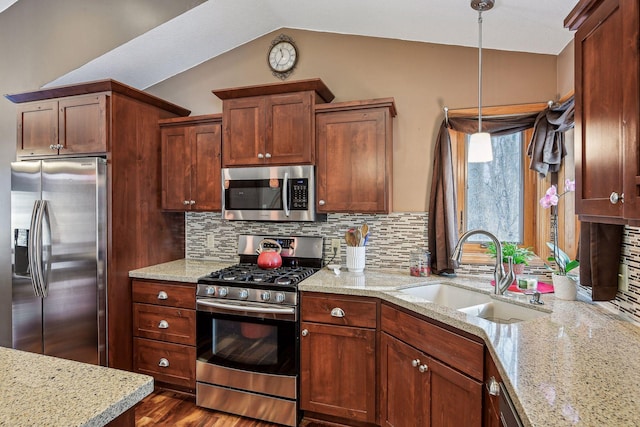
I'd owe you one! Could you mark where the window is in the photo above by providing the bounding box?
[465,132,524,243]
[446,100,577,266]
[452,126,538,262]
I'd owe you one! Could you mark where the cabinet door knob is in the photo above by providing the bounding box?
[158,358,170,368]
[257,153,264,159]
[183,200,190,205]
[157,291,168,300]
[49,144,56,150]
[158,320,169,329]
[190,200,196,205]
[265,153,272,159]
[318,200,326,206]
[418,364,428,373]
[301,329,309,337]
[57,144,64,150]
[330,307,345,318]
[609,192,624,204]
[487,376,501,396]
[411,359,421,367]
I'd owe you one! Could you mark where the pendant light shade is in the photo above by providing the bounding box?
[468,0,494,163]
[468,132,492,162]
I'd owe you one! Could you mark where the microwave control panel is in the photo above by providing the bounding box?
[291,179,309,209]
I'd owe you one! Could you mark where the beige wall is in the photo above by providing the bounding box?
[149,29,559,212]
[557,40,575,97]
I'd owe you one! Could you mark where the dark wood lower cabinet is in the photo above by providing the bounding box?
[300,321,377,424]
[380,333,427,427]
[380,333,482,427]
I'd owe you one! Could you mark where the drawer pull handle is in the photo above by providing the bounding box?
[330,307,345,318]
[158,320,169,329]
[157,291,168,300]
[158,358,170,368]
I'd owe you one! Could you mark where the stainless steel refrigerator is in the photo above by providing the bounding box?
[10,157,107,365]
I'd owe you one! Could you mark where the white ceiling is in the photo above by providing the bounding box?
[0,0,17,13]
[35,0,579,90]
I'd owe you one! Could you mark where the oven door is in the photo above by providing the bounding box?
[196,298,298,376]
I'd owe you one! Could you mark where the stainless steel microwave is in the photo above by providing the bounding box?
[222,165,319,221]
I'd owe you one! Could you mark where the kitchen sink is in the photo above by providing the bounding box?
[400,283,491,309]
[458,300,548,324]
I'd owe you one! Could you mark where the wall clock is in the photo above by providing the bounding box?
[267,34,298,80]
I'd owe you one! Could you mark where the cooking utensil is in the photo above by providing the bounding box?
[345,230,356,246]
[256,239,283,269]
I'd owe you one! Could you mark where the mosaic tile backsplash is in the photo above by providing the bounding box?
[185,212,640,323]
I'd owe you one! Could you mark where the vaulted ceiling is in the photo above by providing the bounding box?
[5,0,580,90]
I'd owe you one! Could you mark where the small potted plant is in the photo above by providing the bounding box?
[485,242,534,275]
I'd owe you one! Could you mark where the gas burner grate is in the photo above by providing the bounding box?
[204,264,318,287]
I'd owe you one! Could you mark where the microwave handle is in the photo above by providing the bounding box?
[282,172,290,217]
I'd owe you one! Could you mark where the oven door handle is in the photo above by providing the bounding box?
[197,299,296,315]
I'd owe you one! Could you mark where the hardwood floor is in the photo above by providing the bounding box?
[135,390,281,427]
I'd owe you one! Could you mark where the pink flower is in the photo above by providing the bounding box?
[539,181,575,209]
[565,179,575,192]
[540,185,559,208]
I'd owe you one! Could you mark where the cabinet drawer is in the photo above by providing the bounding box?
[301,293,377,328]
[133,337,196,389]
[381,304,483,380]
[133,303,195,345]
[132,280,195,309]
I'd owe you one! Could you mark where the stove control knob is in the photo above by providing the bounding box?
[274,292,286,303]
[218,287,228,297]
[239,289,249,300]
[260,291,271,301]
[206,286,216,296]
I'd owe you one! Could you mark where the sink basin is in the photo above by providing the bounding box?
[459,300,548,324]
[400,284,491,309]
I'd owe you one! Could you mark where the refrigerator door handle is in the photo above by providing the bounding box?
[31,200,49,297]
[27,200,43,297]
[38,200,51,297]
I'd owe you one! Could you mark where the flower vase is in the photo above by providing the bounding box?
[552,273,577,300]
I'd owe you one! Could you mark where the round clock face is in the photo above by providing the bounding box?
[268,41,298,74]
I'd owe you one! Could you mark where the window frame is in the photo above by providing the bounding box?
[449,103,546,265]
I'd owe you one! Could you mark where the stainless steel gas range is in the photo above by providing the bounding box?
[195,234,323,427]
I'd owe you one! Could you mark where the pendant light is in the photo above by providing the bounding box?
[468,0,494,163]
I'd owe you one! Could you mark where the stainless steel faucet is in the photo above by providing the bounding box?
[451,229,516,295]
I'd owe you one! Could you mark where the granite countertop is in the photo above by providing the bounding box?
[129,259,234,283]
[0,347,153,426]
[131,259,640,426]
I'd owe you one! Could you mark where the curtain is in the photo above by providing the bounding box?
[428,112,539,274]
[527,96,575,177]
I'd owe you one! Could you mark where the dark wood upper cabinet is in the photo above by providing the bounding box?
[160,115,222,211]
[315,99,396,213]
[213,79,334,168]
[565,0,639,223]
[17,94,107,157]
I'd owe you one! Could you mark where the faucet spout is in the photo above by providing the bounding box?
[451,229,516,295]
